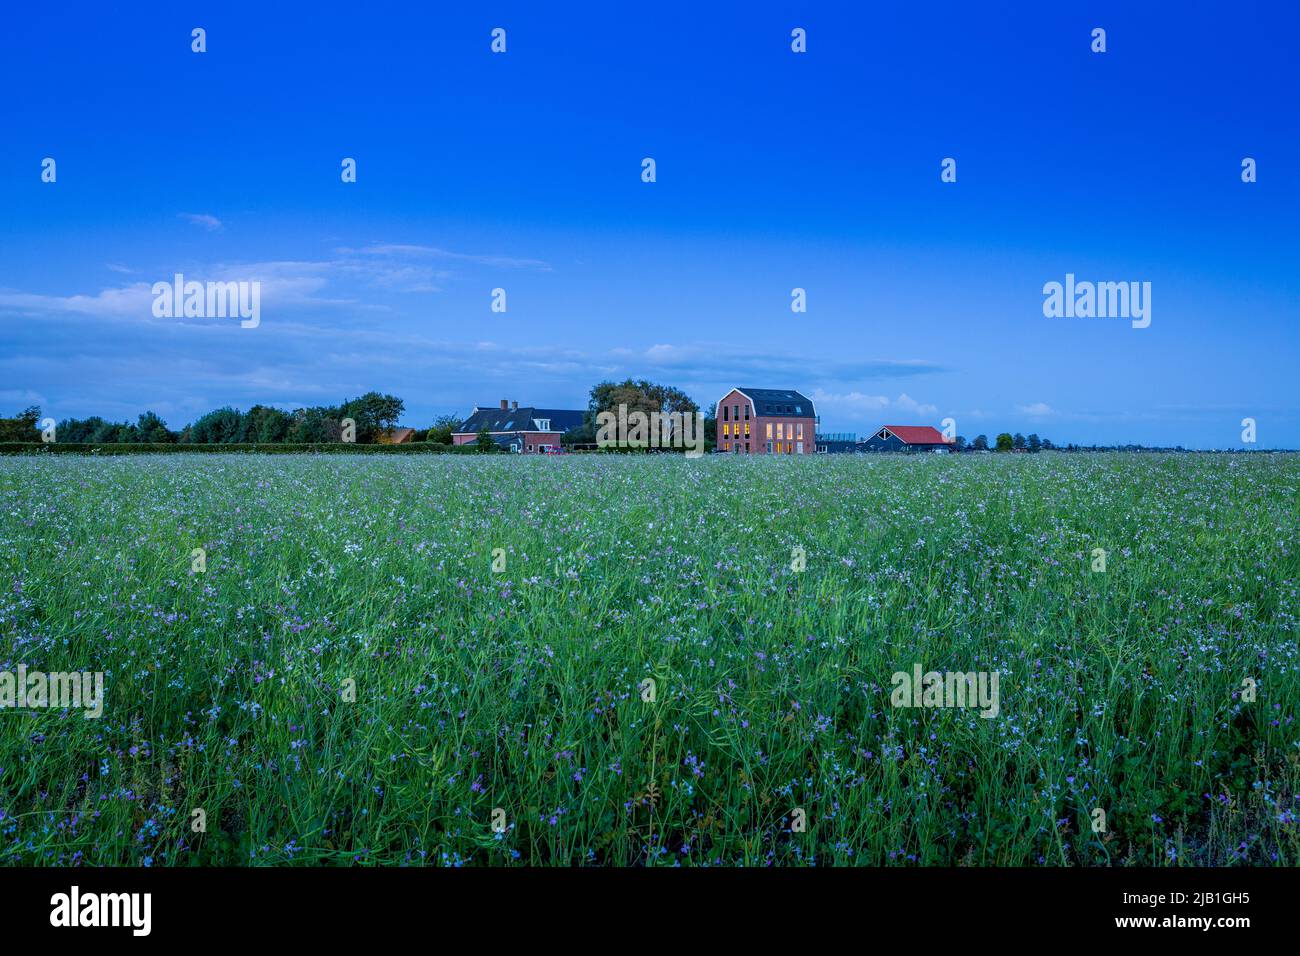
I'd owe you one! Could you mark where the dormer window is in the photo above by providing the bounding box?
[535,418,551,431]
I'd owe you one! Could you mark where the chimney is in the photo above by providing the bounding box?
[500,399,509,410]
[511,400,518,410]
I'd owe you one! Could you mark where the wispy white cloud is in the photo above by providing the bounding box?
[0,283,155,318]
[1016,402,1054,418]
[618,343,941,385]
[179,213,223,231]
[812,388,939,421]
[339,244,551,271]
[0,241,544,322]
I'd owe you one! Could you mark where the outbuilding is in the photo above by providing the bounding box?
[859,425,953,453]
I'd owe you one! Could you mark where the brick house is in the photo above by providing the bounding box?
[452,400,585,453]
[715,387,818,455]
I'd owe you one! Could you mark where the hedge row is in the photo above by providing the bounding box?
[0,442,497,456]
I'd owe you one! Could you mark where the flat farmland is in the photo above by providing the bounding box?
[1,452,1296,866]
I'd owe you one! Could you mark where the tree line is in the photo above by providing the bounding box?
[2,387,1072,451]
[954,433,1054,452]
[0,393,408,445]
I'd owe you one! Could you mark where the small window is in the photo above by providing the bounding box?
[723,406,729,422]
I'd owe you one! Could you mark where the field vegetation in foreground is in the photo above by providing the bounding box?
[0,452,1297,866]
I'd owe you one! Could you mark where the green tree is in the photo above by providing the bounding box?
[972,434,989,451]
[241,405,292,443]
[995,433,1014,452]
[475,425,495,452]
[1027,433,1042,453]
[1013,432,1026,450]
[56,416,105,442]
[582,378,701,448]
[89,419,116,443]
[0,406,41,442]
[136,411,175,443]
[286,407,343,443]
[426,414,461,445]
[340,392,405,443]
[189,407,245,443]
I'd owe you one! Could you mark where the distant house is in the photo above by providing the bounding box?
[716,387,818,454]
[452,400,585,454]
[377,427,417,445]
[815,432,858,454]
[860,425,954,453]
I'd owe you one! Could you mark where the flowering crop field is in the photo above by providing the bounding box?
[1,452,1297,867]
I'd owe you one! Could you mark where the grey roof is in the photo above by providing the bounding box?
[455,406,586,434]
[733,388,816,418]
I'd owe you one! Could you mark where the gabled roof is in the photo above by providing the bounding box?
[876,425,950,445]
[378,427,417,444]
[531,408,587,432]
[724,388,817,418]
[454,406,585,434]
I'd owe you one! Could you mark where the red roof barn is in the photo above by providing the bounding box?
[861,425,954,452]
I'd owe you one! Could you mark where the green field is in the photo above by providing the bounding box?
[1,453,1296,866]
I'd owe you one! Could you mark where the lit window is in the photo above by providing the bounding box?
[797,423,803,439]
[776,423,784,440]
[765,423,773,439]
[744,422,750,436]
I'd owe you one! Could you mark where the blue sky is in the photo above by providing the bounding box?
[1,1,1296,447]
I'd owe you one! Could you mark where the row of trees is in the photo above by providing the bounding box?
[5,390,1064,453]
[954,433,1054,452]
[6,393,407,445]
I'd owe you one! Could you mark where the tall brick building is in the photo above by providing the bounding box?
[715,387,818,454]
